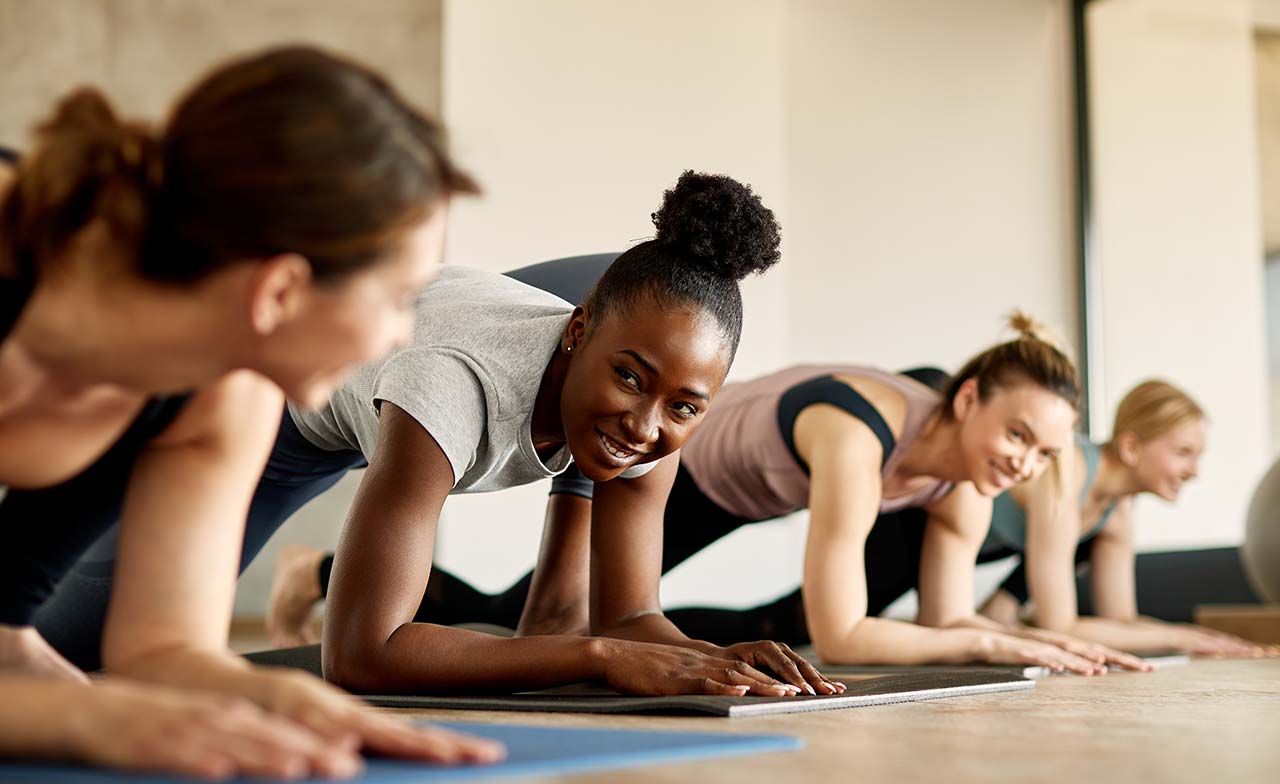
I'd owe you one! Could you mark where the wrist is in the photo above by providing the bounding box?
[966,628,995,660]
[581,636,620,680]
[57,680,103,758]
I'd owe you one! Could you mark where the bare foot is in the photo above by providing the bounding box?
[266,545,325,648]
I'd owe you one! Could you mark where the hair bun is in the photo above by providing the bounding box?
[1008,309,1044,341]
[651,170,780,282]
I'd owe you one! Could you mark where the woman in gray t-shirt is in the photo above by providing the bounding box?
[307,171,840,697]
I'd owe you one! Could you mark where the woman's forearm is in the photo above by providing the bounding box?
[326,622,613,694]
[0,676,82,758]
[593,611,720,654]
[1063,617,1187,653]
[812,616,981,666]
[104,642,278,704]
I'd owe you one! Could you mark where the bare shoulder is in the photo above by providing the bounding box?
[925,480,991,534]
[792,373,908,468]
[150,369,283,448]
[830,372,908,437]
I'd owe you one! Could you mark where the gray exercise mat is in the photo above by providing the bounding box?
[791,645,1191,679]
[244,644,1033,717]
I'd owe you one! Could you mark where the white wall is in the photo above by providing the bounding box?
[1089,0,1270,550]
[437,0,793,600]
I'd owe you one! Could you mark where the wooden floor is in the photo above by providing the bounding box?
[385,659,1279,783]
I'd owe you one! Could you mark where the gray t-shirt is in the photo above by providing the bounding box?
[289,265,653,492]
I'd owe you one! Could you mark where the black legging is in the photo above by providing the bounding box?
[321,477,1265,640]
[315,465,932,646]
[981,540,1259,623]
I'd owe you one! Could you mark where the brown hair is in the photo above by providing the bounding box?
[0,45,477,284]
[1104,380,1205,455]
[941,311,1081,417]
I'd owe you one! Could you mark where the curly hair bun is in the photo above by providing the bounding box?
[651,170,780,282]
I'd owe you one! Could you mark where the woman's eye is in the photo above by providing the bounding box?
[673,402,699,419]
[1008,429,1024,443]
[615,368,640,389]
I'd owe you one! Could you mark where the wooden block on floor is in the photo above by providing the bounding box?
[1193,604,1280,644]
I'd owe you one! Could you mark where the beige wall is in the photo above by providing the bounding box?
[5,0,1268,615]
[0,0,443,616]
[1089,0,1269,550]
[784,0,1076,373]
[438,0,795,601]
[439,0,1077,608]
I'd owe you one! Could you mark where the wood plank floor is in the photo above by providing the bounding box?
[384,659,1279,783]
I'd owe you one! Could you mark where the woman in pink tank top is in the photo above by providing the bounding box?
[658,313,1148,673]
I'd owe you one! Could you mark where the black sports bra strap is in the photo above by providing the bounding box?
[777,374,897,472]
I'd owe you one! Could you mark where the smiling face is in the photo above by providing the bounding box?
[952,377,1078,496]
[557,294,732,482]
[260,204,449,409]
[1126,417,1206,501]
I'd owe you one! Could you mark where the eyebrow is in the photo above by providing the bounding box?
[620,349,711,401]
[1012,418,1046,449]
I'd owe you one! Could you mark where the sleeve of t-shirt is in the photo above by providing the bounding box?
[370,347,487,486]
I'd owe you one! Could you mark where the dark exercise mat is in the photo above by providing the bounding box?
[0,721,801,782]
[245,644,1033,717]
[791,645,1191,679]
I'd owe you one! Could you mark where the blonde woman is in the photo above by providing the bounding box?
[978,381,1273,657]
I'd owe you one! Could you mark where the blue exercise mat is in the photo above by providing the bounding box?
[0,721,802,783]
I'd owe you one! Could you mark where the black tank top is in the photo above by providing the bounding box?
[0,145,192,625]
[0,146,32,346]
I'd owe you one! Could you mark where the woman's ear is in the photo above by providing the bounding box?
[563,305,589,353]
[952,377,980,421]
[1115,431,1140,466]
[247,253,313,336]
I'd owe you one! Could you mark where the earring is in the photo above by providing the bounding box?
[565,345,573,353]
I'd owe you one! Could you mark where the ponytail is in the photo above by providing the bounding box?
[941,310,1080,418]
[0,88,161,278]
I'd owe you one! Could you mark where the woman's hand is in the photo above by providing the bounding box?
[972,630,1109,674]
[67,679,363,781]
[1171,625,1279,658]
[714,640,846,695]
[0,624,88,682]
[255,667,505,765]
[599,638,823,696]
[1018,627,1152,672]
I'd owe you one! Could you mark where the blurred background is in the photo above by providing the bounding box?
[1,0,1273,621]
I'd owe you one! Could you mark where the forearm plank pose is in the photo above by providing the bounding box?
[978,380,1274,658]
[276,317,1148,674]
[315,173,835,697]
[0,47,501,778]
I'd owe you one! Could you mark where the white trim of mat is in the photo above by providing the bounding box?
[724,679,1036,717]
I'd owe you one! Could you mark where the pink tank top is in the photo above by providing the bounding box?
[681,365,954,521]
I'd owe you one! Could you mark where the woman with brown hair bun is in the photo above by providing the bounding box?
[632,313,1147,671]
[978,379,1274,657]
[0,46,501,778]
